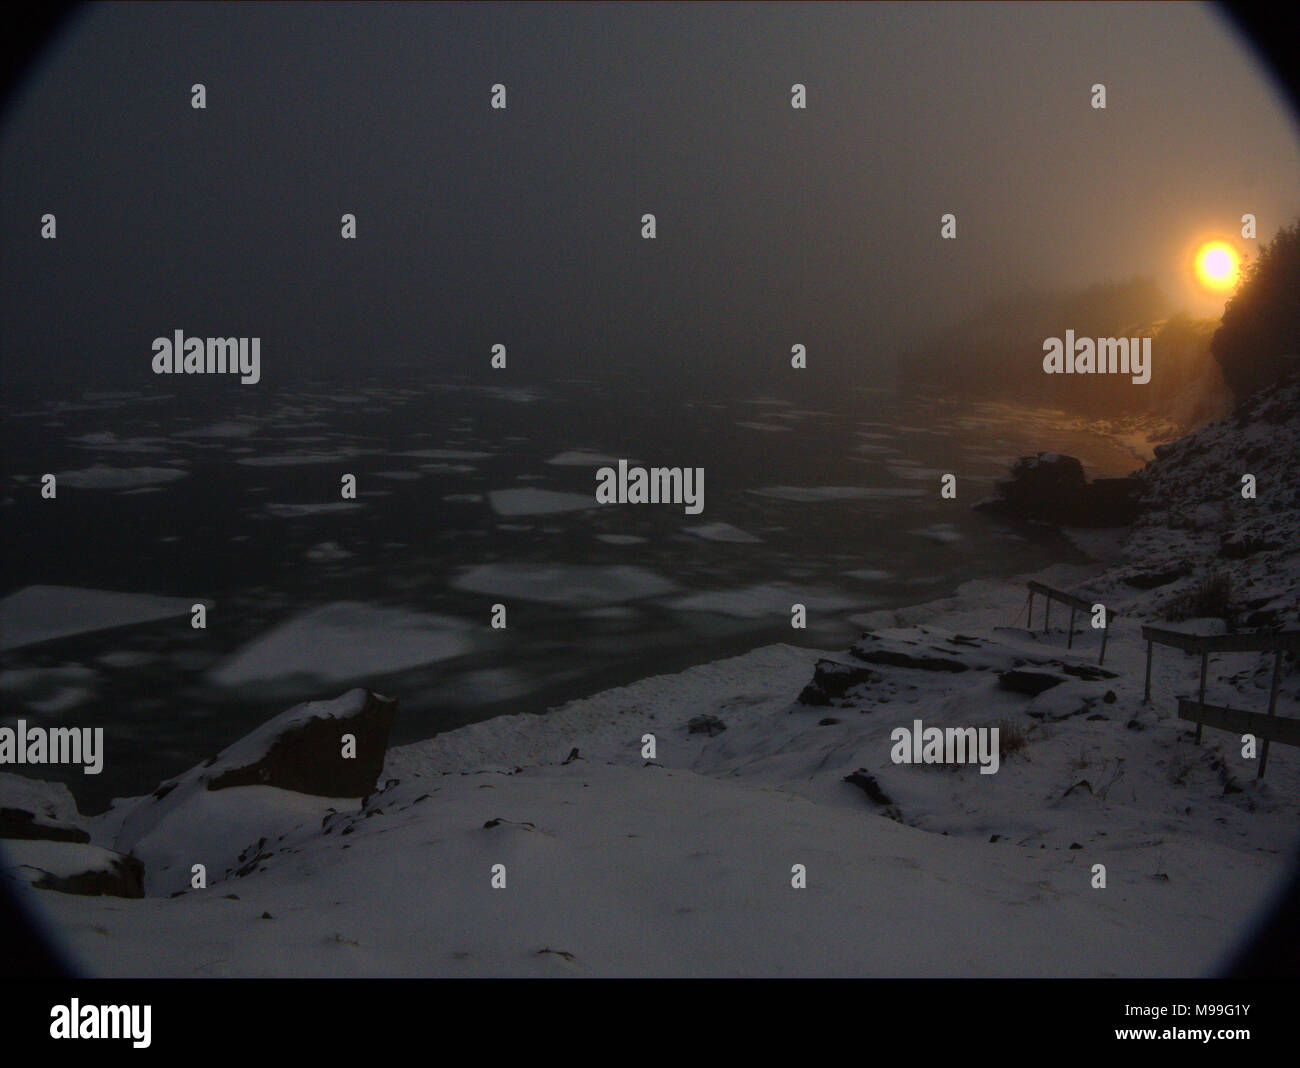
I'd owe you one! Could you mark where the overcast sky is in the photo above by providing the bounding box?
[2,1,1298,393]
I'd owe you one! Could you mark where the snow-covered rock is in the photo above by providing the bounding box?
[20,631,1293,975]
[96,689,395,894]
[1114,371,1300,631]
[3,841,143,898]
[0,773,90,843]
[974,451,1141,527]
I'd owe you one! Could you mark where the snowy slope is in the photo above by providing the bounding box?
[6,380,1300,976]
[16,611,1294,976]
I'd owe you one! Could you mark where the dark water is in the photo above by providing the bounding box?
[1,376,1147,811]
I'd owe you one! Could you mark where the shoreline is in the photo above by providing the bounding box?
[7,383,1299,977]
[25,530,1294,974]
[397,414,1144,758]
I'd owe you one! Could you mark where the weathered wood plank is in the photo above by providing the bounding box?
[1141,625,1208,652]
[1142,625,1300,654]
[1026,581,1115,665]
[1027,581,1107,615]
[1177,698,1300,748]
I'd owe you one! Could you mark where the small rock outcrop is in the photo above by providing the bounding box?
[4,841,144,898]
[843,769,894,806]
[797,659,882,705]
[850,646,968,673]
[107,688,398,896]
[998,669,1066,697]
[687,714,726,736]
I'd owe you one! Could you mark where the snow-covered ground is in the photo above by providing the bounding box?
[14,588,1295,975]
[4,378,1298,976]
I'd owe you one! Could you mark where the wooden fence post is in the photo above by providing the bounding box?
[1195,649,1208,744]
[1261,650,1283,779]
[1143,640,1153,703]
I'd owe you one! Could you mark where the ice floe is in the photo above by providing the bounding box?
[209,603,476,688]
[487,489,598,517]
[668,584,860,618]
[0,587,203,651]
[238,452,360,467]
[748,485,925,502]
[55,466,187,490]
[451,564,675,606]
[682,522,762,543]
[264,503,363,518]
[545,450,632,466]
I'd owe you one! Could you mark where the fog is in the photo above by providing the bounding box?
[2,1,1298,396]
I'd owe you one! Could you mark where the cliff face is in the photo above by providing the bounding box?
[906,280,1233,431]
[1136,314,1234,428]
[1103,371,1300,630]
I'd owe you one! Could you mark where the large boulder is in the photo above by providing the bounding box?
[975,452,1141,527]
[202,688,398,797]
[105,688,396,896]
[0,773,90,844]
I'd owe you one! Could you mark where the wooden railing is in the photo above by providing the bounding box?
[1142,624,1300,778]
[1025,581,1115,665]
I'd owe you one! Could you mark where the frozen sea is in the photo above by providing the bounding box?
[0,376,1149,809]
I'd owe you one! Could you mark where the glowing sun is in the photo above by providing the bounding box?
[1194,240,1240,292]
